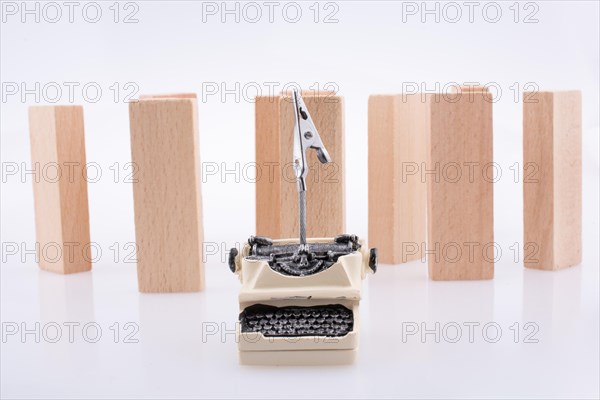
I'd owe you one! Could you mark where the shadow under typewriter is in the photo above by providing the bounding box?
[229,234,377,366]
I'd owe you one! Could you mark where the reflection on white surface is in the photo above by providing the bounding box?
[37,270,99,370]
[38,269,96,323]
[522,267,583,342]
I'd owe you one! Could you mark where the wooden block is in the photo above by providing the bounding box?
[368,94,428,264]
[523,91,582,271]
[256,92,345,239]
[28,106,91,274]
[139,93,197,100]
[129,93,204,292]
[427,87,494,280]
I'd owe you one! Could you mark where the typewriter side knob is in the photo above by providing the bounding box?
[228,248,238,273]
[369,248,378,274]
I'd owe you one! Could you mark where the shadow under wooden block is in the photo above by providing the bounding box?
[368,94,428,264]
[255,93,345,239]
[129,94,204,292]
[523,91,582,271]
[28,105,91,274]
[427,89,494,280]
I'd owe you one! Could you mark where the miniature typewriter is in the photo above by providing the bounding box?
[229,90,377,365]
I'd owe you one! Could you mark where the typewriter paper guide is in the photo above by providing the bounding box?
[235,238,370,304]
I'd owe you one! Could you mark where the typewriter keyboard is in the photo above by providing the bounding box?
[240,304,354,337]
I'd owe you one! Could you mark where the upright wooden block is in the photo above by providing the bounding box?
[427,88,494,280]
[129,93,204,292]
[523,91,582,271]
[28,106,91,274]
[368,94,428,264]
[256,92,345,239]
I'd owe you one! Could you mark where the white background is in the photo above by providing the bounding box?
[1,1,599,398]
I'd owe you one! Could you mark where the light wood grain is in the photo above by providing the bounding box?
[28,106,91,274]
[129,94,204,292]
[368,94,428,264]
[523,91,582,271]
[428,89,494,280]
[139,93,197,100]
[256,93,345,239]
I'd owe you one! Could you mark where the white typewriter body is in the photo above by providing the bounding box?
[231,237,373,365]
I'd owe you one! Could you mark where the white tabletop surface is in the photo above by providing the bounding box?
[2,245,599,399]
